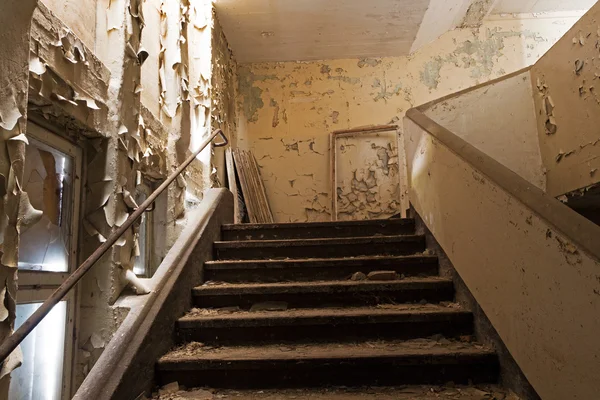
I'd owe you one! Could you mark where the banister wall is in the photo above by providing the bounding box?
[404,111,600,400]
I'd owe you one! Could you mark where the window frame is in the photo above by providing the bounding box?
[13,122,84,400]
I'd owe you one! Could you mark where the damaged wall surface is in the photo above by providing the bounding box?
[1,0,231,396]
[40,0,97,50]
[531,2,600,197]
[335,132,401,220]
[236,16,580,222]
[0,0,38,396]
[210,11,239,187]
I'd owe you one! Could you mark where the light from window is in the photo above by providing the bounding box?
[9,301,67,400]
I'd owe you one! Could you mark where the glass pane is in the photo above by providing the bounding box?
[9,302,67,400]
[19,138,75,272]
[133,190,148,276]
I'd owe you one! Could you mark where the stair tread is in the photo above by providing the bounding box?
[158,338,494,364]
[214,235,424,248]
[222,218,412,231]
[154,385,515,399]
[193,277,452,295]
[180,303,469,324]
[205,254,436,266]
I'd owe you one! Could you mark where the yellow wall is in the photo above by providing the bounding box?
[237,16,579,222]
[532,3,600,196]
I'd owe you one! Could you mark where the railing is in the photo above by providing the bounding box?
[404,106,600,400]
[0,129,228,363]
[406,107,600,261]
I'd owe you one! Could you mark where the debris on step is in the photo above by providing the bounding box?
[250,301,288,312]
[422,248,435,256]
[350,271,367,281]
[440,301,461,309]
[202,281,227,286]
[460,335,474,343]
[367,271,398,281]
[188,307,241,316]
[158,382,180,396]
[154,387,214,399]
[152,385,520,399]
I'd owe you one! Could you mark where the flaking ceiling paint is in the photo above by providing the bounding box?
[214,0,430,62]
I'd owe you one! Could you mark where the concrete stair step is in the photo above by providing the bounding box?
[153,385,517,400]
[214,235,426,260]
[156,339,499,389]
[177,304,472,344]
[221,218,415,241]
[204,255,439,283]
[192,278,454,309]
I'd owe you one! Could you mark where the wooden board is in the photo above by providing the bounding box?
[225,148,242,224]
[232,149,274,224]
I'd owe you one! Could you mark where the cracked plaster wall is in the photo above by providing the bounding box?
[211,11,239,188]
[531,2,600,197]
[236,16,580,223]
[1,0,230,395]
[0,0,38,396]
[39,0,98,50]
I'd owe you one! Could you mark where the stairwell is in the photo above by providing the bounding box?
[152,218,516,398]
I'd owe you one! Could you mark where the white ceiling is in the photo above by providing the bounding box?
[215,0,598,63]
[492,0,597,14]
[214,0,430,63]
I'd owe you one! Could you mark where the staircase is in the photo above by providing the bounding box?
[155,218,504,396]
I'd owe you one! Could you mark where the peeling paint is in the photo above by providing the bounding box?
[461,0,494,28]
[420,57,443,89]
[235,15,576,222]
[357,58,382,68]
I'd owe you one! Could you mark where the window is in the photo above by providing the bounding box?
[132,181,158,278]
[10,123,82,400]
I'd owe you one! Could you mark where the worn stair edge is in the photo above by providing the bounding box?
[194,278,453,296]
[177,305,473,344]
[214,235,424,249]
[192,278,454,308]
[179,305,471,328]
[161,385,520,400]
[222,218,414,231]
[156,342,499,388]
[214,235,426,260]
[221,218,415,240]
[204,255,439,283]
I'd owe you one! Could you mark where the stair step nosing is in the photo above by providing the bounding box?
[158,349,496,369]
[178,309,472,328]
[214,235,424,249]
[205,255,438,268]
[192,279,454,296]
[221,218,413,231]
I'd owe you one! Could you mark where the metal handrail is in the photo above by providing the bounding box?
[0,128,228,364]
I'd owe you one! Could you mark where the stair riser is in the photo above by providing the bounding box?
[215,240,426,260]
[193,286,455,309]
[178,317,473,345]
[205,259,439,283]
[157,355,499,388]
[222,222,415,241]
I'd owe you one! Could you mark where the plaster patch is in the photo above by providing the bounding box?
[237,65,277,122]
[420,57,443,90]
